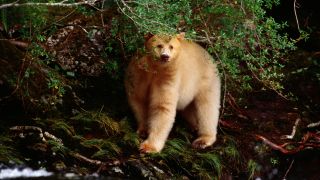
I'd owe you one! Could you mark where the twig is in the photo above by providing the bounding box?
[281,118,300,139]
[72,24,89,34]
[293,0,300,31]
[255,134,291,154]
[219,120,241,131]
[226,93,248,119]
[100,0,106,27]
[201,29,213,44]
[44,132,63,144]
[194,36,216,43]
[246,60,289,100]
[255,132,320,155]
[282,159,294,180]
[52,9,76,25]
[307,120,320,128]
[116,0,176,32]
[70,152,104,166]
[239,0,246,14]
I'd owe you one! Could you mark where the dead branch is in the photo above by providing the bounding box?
[307,120,320,128]
[255,132,320,155]
[219,120,241,131]
[0,0,100,10]
[70,152,104,166]
[44,131,63,144]
[10,125,63,144]
[281,118,300,140]
[10,125,46,142]
[255,134,292,154]
[226,93,248,119]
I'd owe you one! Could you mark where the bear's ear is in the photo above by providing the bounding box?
[176,32,185,41]
[144,32,154,42]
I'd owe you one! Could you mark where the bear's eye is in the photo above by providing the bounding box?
[169,45,173,50]
[157,44,163,48]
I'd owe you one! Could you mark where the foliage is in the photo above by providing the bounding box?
[116,0,192,35]
[0,0,70,113]
[2,0,298,110]
[116,0,298,97]
[149,135,241,178]
[0,0,48,40]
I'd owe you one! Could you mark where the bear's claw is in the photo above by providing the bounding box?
[139,142,159,153]
[192,136,215,149]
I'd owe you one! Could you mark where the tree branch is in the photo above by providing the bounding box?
[0,0,100,10]
[255,132,320,154]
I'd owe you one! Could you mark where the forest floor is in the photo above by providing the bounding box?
[223,89,320,179]
[1,50,319,179]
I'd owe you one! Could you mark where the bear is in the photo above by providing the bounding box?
[125,32,221,153]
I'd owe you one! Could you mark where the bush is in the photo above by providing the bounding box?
[1,0,298,112]
[115,0,297,98]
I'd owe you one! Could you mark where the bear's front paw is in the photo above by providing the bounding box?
[192,135,216,149]
[139,140,161,153]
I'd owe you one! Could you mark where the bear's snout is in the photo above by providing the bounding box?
[160,54,170,62]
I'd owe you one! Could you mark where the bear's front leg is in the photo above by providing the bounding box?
[140,89,178,153]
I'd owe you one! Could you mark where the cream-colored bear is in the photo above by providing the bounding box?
[125,33,221,153]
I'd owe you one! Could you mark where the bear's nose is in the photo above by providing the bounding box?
[160,54,170,61]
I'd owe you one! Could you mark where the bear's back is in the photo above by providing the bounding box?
[178,40,215,78]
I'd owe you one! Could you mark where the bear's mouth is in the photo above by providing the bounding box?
[160,54,170,62]
[160,57,170,62]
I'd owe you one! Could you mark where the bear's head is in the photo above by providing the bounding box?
[145,33,185,64]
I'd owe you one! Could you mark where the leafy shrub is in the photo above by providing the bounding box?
[115,0,297,98]
[1,0,299,111]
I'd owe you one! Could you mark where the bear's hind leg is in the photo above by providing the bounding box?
[192,87,220,149]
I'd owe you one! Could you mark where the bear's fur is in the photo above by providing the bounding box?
[125,33,221,153]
